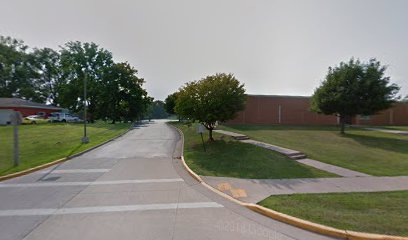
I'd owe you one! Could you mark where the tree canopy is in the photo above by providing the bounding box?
[99,62,152,122]
[164,92,178,115]
[175,73,246,141]
[0,36,40,102]
[311,58,400,133]
[0,35,152,123]
[59,41,115,120]
[30,47,61,104]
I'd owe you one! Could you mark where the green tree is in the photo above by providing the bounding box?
[175,73,246,141]
[30,48,61,104]
[100,62,152,123]
[0,36,41,102]
[311,58,400,134]
[0,36,26,98]
[59,41,114,121]
[164,92,178,115]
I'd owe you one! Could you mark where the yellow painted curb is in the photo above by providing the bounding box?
[168,123,204,183]
[0,157,68,181]
[246,203,347,239]
[170,122,408,240]
[180,156,203,183]
[201,180,247,206]
[0,127,131,182]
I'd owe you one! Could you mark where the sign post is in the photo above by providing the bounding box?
[10,111,22,167]
[197,124,206,152]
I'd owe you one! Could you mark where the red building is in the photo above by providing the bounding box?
[0,98,62,117]
[227,95,408,126]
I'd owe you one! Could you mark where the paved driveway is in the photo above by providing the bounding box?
[0,120,333,240]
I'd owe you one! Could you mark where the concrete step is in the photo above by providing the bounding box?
[288,153,307,160]
[214,130,250,140]
[233,136,250,140]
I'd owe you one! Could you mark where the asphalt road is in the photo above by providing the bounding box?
[0,120,334,240]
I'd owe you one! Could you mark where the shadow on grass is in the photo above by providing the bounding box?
[83,122,132,129]
[65,144,84,157]
[342,133,408,154]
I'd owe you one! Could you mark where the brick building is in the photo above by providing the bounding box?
[0,98,62,118]
[227,95,408,126]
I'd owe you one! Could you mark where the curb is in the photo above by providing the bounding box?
[0,157,69,182]
[0,127,132,182]
[169,123,408,240]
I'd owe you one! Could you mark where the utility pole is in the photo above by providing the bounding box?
[82,71,89,144]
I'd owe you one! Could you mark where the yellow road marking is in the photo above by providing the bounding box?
[230,188,247,198]
[217,182,232,191]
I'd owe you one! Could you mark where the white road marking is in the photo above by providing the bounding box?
[0,202,223,217]
[38,169,111,174]
[0,178,184,188]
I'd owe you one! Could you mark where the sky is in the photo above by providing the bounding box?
[1,0,407,100]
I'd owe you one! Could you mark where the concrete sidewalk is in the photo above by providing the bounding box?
[364,127,408,135]
[296,159,370,177]
[203,175,408,203]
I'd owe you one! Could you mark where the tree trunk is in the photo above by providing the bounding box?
[208,128,214,141]
[339,115,346,134]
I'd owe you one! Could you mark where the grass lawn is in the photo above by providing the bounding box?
[0,121,131,176]
[220,125,408,176]
[259,191,408,236]
[172,122,335,179]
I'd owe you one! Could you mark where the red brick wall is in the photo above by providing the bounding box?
[353,102,408,126]
[228,95,338,125]
[228,95,408,126]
